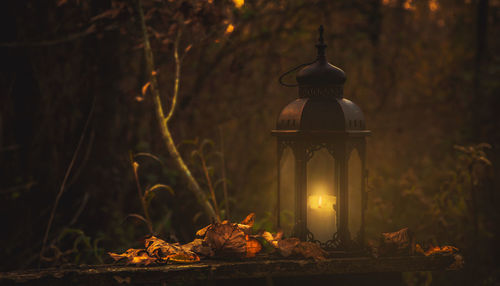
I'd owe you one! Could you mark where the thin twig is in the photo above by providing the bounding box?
[40,96,96,264]
[69,192,90,226]
[67,129,95,189]
[0,25,97,47]
[0,181,37,194]
[165,30,182,123]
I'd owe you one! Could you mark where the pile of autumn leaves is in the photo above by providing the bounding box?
[369,227,459,258]
[109,213,327,265]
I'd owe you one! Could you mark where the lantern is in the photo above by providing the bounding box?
[272,26,370,251]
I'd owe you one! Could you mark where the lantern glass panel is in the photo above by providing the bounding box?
[348,149,362,239]
[279,147,295,237]
[306,148,337,242]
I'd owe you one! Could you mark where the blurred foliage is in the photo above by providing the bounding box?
[366,143,495,284]
[0,0,499,285]
[41,228,104,266]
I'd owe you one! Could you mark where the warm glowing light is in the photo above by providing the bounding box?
[429,0,439,12]
[308,193,336,242]
[225,24,234,35]
[232,0,244,8]
[308,195,336,210]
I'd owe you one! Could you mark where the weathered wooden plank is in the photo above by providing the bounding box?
[0,255,461,286]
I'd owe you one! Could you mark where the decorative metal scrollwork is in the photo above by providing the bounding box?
[278,140,297,160]
[299,86,343,98]
[306,229,342,250]
[305,142,338,162]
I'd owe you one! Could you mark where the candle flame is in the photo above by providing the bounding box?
[318,196,323,208]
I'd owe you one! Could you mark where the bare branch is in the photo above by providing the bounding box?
[165,29,182,123]
[0,25,99,47]
[135,0,219,222]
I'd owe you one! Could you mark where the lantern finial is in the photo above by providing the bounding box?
[316,25,327,61]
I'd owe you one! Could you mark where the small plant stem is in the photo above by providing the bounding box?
[469,164,478,238]
[131,160,153,234]
[219,126,229,220]
[199,153,221,220]
[136,0,219,222]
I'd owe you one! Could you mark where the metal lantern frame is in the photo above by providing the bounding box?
[272,26,370,251]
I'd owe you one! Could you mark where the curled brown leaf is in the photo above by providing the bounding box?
[240,213,255,227]
[145,236,199,263]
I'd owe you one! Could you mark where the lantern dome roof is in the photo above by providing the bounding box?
[296,60,346,86]
[296,25,346,87]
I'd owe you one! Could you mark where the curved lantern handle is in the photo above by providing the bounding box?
[278,60,317,87]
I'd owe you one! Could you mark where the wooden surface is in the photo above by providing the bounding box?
[0,255,461,286]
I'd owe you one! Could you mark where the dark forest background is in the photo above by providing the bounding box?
[1,0,499,285]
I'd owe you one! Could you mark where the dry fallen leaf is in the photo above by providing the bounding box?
[181,238,212,257]
[108,249,156,266]
[145,236,199,263]
[196,224,211,237]
[424,245,458,256]
[245,235,262,258]
[261,230,282,248]
[141,82,151,96]
[415,243,425,255]
[204,221,247,258]
[379,227,415,256]
[240,213,255,226]
[293,241,328,261]
[260,234,326,261]
[277,238,301,257]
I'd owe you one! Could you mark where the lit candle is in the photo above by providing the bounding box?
[308,194,336,242]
